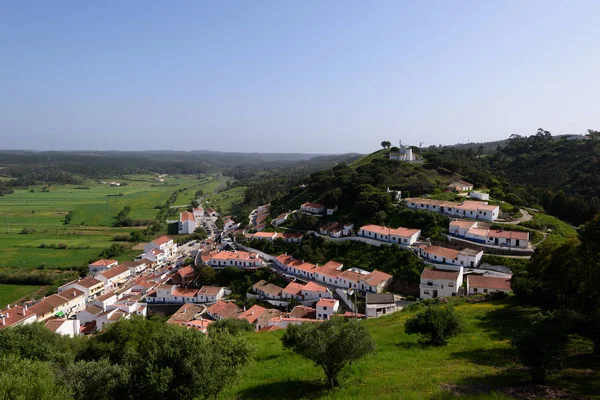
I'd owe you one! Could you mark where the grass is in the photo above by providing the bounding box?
[0,175,223,268]
[221,298,600,400]
[521,212,578,238]
[203,186,247,215]
[0,284,41,308]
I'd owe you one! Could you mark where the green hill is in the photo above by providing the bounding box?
[222,298,599,399]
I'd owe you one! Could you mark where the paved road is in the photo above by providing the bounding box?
[495,208,533,225]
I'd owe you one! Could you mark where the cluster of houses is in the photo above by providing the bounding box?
[274,254,393,294]
[300,202,338,216]
[137,236,178,265]
[319,221,354,238]
[419,265,512,299]
[449,220,530,248]
[405,198,500,222]
[249,231,304,243]
[251,204,270,231]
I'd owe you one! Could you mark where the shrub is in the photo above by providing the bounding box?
[19,228,36,234]
[405,305,463,345]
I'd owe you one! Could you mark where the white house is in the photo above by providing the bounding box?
[121,260,148,276]
[359,270,394,293]
[326,206,338,215]
[276,232,303,243]
[252,281,284,300]
[205,208,221,218]
[418,245,483,268]
[316,299,339,320]
[273,212,290,226]
[179,211,197,234]
[144,236,177,258]
[358,225,421,245]
[58,277,104,303]
[469,191,490,201]
[419,267,464,299]
[142,248,168,265]
[300,281,332,300]
[449,220,530,248]
[0,305,37,329]
[467,275,512,295]
[88,259,118,274]
[44,319,80,337]
[251,232,278,241]
[94,265,131,291]
[282,281,305,300]
[405,198,500,222]
[365,293,397,318]
[207,250,263,268]
[446,181,474,192]
[223,217,239,231]
[300,202,325,214]
[193,207,204,218]
[319,222,353,238]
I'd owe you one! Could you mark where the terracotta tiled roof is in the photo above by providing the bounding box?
[180,211,195,222]
[421,268,460,280]
[421,245,460,260]
[198,286,224,296]
[468,275,512,291]
[152,236,172,246]
[237,305,267,325]
[252,280,283,297]
[316,299,338,308]
[283,282,305,296]
[289,306,316,319]
[89,259,117,267]
[360,224,420,237]
[206,300,241,319]
[98,265,130,280]
[302,281,328,293]
[361,270,392,287]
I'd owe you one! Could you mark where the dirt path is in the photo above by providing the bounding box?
[495,208,533,225]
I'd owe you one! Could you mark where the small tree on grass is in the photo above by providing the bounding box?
[511,312,568,384]
[405,305,462,345]
[281,317,375,388]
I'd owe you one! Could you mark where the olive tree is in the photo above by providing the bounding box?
[281,317,375,388]
[404,305,462,345]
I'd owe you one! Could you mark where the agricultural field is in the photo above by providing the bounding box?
[223,298,599,400]
[0,174,225,268]
[203,186,247,215]
[0,284,41,308]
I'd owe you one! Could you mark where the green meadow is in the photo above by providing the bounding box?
[222,298,600,400]
[0,175,225,268]
[203,185,248,215]
[0,284,41,308]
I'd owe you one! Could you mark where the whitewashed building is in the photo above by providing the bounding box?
[179,211,197,234]
[419,267,464,299]
[358,225,421,245]
[300,202,325,214]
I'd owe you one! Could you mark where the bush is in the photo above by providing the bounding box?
[207,318,254,336]
[19,228,36,234]
[405,305,462,345]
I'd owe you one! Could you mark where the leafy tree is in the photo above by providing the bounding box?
[0,355,72,400]
[281,317,375,388]
[207,318,254,335]
[194,226,208,240]
[404,305,462,345]
[79,317,253,400]
[194,265,217,286]
[64,359,130,400]
[511,312,568,384]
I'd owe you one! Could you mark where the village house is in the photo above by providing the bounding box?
[417,245,483,268]
[0,305,37,329]
[326,206,338,215]
[121,260,148,276]
[359,270,394,293]
[301,281,332,300]
[206,250,264,268]
[419,267,464,299]
[469,191,490,201]
[94,265,131,291]
[206,300,242,320]
[319,222,354,238]
[144,236,177,258]
[365,293,397,318]
[142,248,167,265]
[92,291,118,309]
[282,281,305,300]
[316,299,339,320]
[449,220,530,248]
[300,202,326,214]
[405,198,500,222]
[44,318,80,337]
[358,224,421,245]
[289,305,317,319]
[252,280,284,300]
[273,212,290,226]
[389,142,416,161]
[179,211,197,234]
[251,231,278,241]
[267,316,323,329]
[58,277,104,303]
[172,265,196,286]
[88,259,118,274]
[446,180,474,192]
[167,303,213,334]
[222,216,239,231]
[205,207,221,218]
[467,275,512,295]
[28,290,86,321]
[196,286,226,302]
[96,308,130,331]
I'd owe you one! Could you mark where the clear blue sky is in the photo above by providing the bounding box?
[1,1,599,153]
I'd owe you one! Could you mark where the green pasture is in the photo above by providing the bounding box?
[222,298,599,400]
[0,284,41,308]
[203,186,247,215]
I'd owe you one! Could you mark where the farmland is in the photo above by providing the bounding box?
[0,284,41,308]
[0,174,228,269]
[203,185,248,216]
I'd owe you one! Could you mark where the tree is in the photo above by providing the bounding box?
[0,355,72,400]
[404,305,462,345]
[380,141,391,149]
[207,318,254,335]
[587,129,600,140]
[64,359,130,400]
[194,227,208,240]
[281,317,375,388]
[194,265,217,286]
[511,313,568,383]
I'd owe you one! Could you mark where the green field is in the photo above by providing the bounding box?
[0,175,225,268]
[222,299,599,400]
[203,186,247,215]
[0,284,41,308]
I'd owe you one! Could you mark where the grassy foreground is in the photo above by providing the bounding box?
[222,298,599,400]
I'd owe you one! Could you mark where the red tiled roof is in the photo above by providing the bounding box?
[0,306,34,329]
[72,277,103,288]
[361,270,393,286]
[421,245,460,260]
[253,232,277,239]
[316,299,338,308]
[152,236,172,246]
[488,229,529,240]
[237,305,267,324]
[89,259,117,267]
[360,224,420,237]
[198,286,224,296]
[283,282,305,295]
[206,300,241,319]
[301,202,325,209]
[177,266,195,278]
[302,281,328,293]
[450,220,478,229]
[421,268,460,280]
[252,280,283,297]
[180,211,195,222]
[289,306,316,319]
[468,275,512,291]
[98,265,130,280]
[172,288,199,297]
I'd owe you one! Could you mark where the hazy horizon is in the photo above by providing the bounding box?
[1,1,599,153]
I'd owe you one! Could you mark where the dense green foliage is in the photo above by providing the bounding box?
[281,317,376,387]
[405,305,463,345]
[0,318,253,400]
[207,318,255,335]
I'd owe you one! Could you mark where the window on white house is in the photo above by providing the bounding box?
[424,291,429,295]
[484,289,488,293]
[448,282,454,287]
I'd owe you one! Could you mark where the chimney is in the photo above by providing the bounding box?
[251,310,254,315]
[1,317,4,326]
